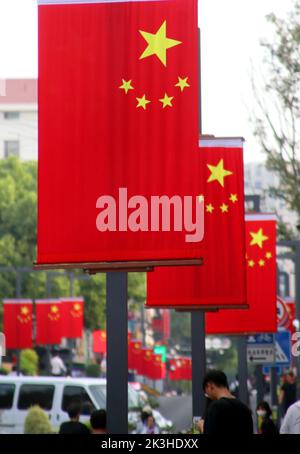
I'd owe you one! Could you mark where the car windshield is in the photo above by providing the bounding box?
[89,384,140,410]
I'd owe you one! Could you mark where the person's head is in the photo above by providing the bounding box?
[202,370,229,400]
[67,402,81,421]
[256,401,272,419]
[141,410,151,423]
[90,409,107,434]
[145,415,155,429]
[286,371,295,384]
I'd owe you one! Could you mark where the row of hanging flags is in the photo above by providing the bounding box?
[36,0,278,338]
[2,298,84,349]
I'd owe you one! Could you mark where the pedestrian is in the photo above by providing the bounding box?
[256,401,279,435]
[278,371,296,416]
[199,370,253,435]
[50,351,67,377]
[280,399,300,434]
[90,409,107,434]
[59,403,90,434]
[140,414,160,435]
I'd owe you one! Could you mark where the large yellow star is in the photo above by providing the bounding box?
[159,93,174,108]
[73,303,81,311]
[250,228,269,248]
[21,306,29,315]
[207,159,233,187]
[51,305,59,314]
[175,76,190,92]
[139,21,182,66]
[119,79,134,94]
[136,95,150,110]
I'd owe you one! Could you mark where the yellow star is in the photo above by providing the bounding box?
[21,306,29,315]
[119,79,134,94]
[259,259,265,267]
[266,252,272,259]
[136,95,151,110]
[207,159,233,187]
[51,305,59,314]
[73,303,81,311]
[206,204,214,213]
[139,20,182,66]
[229,194,238,203]
[159,93,174,108]
[175,76,190,92]
[248,260,255,268]
[220,203,229,213]
[250,228,269,248]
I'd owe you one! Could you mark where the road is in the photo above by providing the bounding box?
[158,395,193,433]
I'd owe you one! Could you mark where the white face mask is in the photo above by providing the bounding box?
[257,410,267,417]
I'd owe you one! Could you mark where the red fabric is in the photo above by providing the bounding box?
[206,214,277,334]
[37,0,201,264]
[93,330,107,354]
[3,300,33,349]
[146,140,247,309]
[141,347,154,378]
[169,357,183,381]
[152,354,166,380]
[130,340,143,374]
[60,298,84,339]
[35,300,63,345]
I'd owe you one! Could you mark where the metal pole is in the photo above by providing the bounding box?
[106,272,128,434]
[191,311,206,417]
[237,336,248,404]
[295,242,300,399]
[255,365,264,403]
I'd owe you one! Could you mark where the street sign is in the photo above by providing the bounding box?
[247,334,275,364]
[264,331,291,367]
[154,345,167,364]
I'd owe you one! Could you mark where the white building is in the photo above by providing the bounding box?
[0,79,37,160]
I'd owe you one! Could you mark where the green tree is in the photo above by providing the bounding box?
[252,1,300,235]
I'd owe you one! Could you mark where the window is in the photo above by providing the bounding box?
[0,384,15,409]
[62,386,95,416]
[17,384,54,410]
[4,112,20,120]
[4,140,20,158]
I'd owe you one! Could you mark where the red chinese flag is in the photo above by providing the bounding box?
[142,347,154,378]
[206,214,277,334]
[36,299,63,345]
[61,298,84,339]
[181,357,192,380]
[130,340,143,374]
[37,0,201,265]
[93,330,107,354]
[146,138,247,309]
[3,300,33,349]
[152,354,166,380]
[169,357,183,380]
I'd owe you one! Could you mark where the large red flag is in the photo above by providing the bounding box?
[130,340,143,374]
[206,214,277,334]
[3,300,33,349]
[93,330,107,354]
[152,354,166,380]
[146,137,247,309]
[37,0,201,265]
[141,347,154,378]
[35,299,63,345]
[61,298,84,339]
[169,357,183,381]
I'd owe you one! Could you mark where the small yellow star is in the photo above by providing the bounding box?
[207,159,233,187]
[206,204,214,213]
[220,203,229,213]
[266,252,272,259]
[119,79,134,94]
[159,93,174,108]
[248,260,255,268]
[259,259,265,267]
[229,194,238,203]
[21,306,29,315]
[175,76,190,92]
[51,305,59,314]
[250,228,269,248]
[136,95,151,110]
[139,20,182,66]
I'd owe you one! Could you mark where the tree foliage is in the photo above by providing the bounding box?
[253,1,300,232]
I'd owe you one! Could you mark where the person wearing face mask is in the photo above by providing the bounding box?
[256,401,279,435]
[199,370,253,435]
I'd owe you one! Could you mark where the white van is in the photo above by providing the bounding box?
[0,376,140,434]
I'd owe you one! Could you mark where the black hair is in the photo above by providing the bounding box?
[67,402,81,419]
[257,401,272,418]
[90,409,107,430]
[202,370,229,390]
